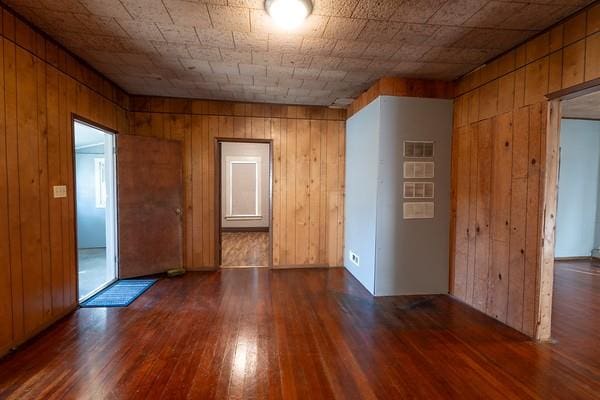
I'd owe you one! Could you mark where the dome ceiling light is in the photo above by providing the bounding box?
[265,0,313,30]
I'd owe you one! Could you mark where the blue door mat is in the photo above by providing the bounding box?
[80,279,158,308]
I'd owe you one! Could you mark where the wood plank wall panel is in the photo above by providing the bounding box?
[451,2,600,337]
[128,98,346,270]
[0,5,129,356]
[347,77,454,118]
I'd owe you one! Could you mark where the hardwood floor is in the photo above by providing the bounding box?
[0,265,598,399]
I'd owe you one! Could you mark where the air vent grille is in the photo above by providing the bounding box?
[404,182,434,199]
[404,141,434,158]
[403,202,435,219]
[403,161,434,179]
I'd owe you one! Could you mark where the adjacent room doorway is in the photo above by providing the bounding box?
[73,120,118,301]
[539,84,600,340]
[216,139,273,268]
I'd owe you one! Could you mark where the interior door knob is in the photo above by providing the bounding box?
[175,208,182,216]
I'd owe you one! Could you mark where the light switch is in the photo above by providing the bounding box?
[53,185,67,198]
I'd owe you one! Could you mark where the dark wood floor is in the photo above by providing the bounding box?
[0,262,598,399]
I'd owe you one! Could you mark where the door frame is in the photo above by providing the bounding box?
[71,114,119,302]
[537,81,600,340]
[214,138,274,268]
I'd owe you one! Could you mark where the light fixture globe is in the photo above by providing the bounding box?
[265,0,313,30]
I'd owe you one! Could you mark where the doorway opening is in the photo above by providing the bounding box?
[73,119,118,302]
[539,85,600,342]
[216,139,273,268]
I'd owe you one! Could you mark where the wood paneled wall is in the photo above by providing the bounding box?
[0,6,129,356]
[347,77,454,118]
[451,2,600,337]
[0,2,346,357]
[128,97,346,270]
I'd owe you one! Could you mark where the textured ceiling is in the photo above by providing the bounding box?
[6,0,594,106]
[562,90,600,120]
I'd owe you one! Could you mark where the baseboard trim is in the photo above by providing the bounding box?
[554,256,592,261]
[272,264,340,269]
[0,304,79,359]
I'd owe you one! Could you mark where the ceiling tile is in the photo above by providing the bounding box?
[157,24,200,43]
[453,28,533,50]
[162,0,211,27]
[268,34,304,52]
[312,0,360,17]
[38,0,88,13]
[196,28,235,48]
[428,0,488,25]
[323,16,368,40]
[300,38,337,55]
[117,19,164,41]
[251,50,283,65]
[357,20,405,42]
[391,0,445,23]
[178,58,214,73]
[120,0,172,24]
[352,0,398,20]
[293,67,322,79]
[362,42,403,59]
[309,55,342,69]
[239,63,267,76]
[390,44,431,61]
[185,45,222,61]
[34,10,91,34]
[228,0,263,8]
[208,5,250,31]
[463,1,527,28]
[75,14,128,36]
[80,0,132,19]
[424,26,471,47]
[210,61,240,75]
[501,3,573,30]
[6,0,594,106]
[152,41,191,58]
[395,23,439,45]
[301,79,327,89]
[331,39,369,57]
[233,32,269,51]
[341,57,372,70]
[220,48,253,63]
[319,69,348,80]
[281,53,314,68]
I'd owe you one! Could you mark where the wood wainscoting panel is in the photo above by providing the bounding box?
[128,99,346,270]
[0,5,130,357]
[451,2,600,339]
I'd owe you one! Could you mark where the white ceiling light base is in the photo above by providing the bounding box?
[265,0,313,30]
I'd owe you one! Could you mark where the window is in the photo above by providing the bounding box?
[94,158,106,208]
[226,156,261,220]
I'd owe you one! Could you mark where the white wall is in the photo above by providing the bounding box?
[555,119,600,258]
[344,98,380,294]
[75,146,107,248]
[220,142,270,228]
[344,96,452,296]
[374,96,452,295]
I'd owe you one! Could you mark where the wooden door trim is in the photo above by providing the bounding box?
[536,100,560,341]
[70,114,118,303]
[215,138,274,269]
[536,88,600,340]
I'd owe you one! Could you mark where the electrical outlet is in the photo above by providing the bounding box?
[349,251,359,266]
[53,185,67,198]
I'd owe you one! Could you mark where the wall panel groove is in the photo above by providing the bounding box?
[0,5,129,356]
[128,107,345,269]
[451,2,600,337]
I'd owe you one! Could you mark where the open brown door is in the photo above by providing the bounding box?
[117,135,183,278]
